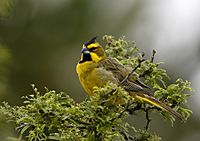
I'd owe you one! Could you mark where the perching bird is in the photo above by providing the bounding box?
[76,37,184,120]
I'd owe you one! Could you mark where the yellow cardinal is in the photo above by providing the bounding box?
[76,37,184,120]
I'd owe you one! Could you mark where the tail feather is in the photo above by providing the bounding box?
[135,95,185,121]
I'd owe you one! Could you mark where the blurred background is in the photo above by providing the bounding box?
[0,0,200,140]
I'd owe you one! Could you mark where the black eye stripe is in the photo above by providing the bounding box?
[88,47,97,52]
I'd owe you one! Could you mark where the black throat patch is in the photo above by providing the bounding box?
[79,53,92,63]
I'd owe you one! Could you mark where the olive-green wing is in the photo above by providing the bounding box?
[99,57,128,81]
[99,57,151,95]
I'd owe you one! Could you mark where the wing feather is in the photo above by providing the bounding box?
[99,57,151,95]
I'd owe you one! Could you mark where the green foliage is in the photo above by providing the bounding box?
[103,35,192,123]
[0,84,133,141]
[0,35,192,140]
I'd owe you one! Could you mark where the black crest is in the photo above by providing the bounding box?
[84,36,98,46]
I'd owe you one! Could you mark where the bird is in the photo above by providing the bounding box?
[76,36,184,120]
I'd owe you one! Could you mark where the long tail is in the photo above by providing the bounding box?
[135,94,185,121]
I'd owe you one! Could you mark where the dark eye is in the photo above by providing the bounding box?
[89,47,97,52]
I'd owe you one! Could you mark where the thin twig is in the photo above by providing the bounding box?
[144,108,151,130]
[139,50,156,78]
[119,56,145,86]
[151,49,156,63]
[106,52,146,97]
[140,105,161,130]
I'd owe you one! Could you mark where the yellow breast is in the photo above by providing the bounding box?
[76,61,98,96]
[76,61,117,96]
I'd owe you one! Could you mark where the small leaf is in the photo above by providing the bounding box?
[19,124,31,136]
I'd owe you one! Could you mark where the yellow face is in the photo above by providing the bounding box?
[79,42,106,64]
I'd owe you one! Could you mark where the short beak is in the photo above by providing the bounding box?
[81,46,90,54]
